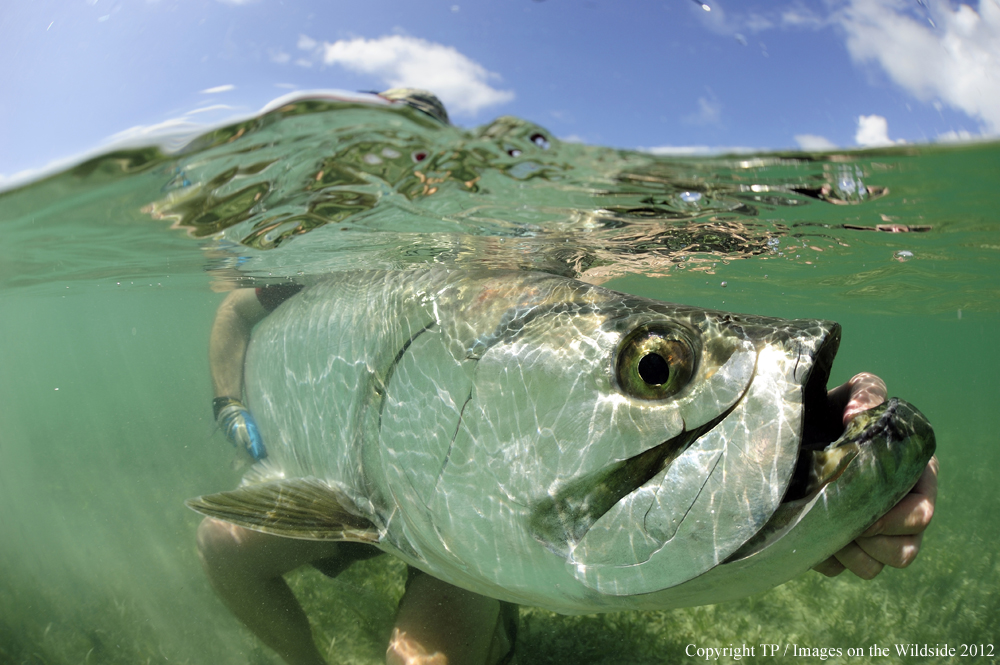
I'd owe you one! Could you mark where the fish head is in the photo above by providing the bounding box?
[398,276,932,607]
[526,304,840,595]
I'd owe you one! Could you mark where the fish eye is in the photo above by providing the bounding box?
[616,328,695,400]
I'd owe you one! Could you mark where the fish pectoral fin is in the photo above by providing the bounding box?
[186,478,380,544]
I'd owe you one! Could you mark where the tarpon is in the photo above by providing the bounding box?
[188,270,935,614]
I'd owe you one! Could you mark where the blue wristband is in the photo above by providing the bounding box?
[215,398,268,461]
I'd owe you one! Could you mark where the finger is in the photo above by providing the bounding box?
[862,492,935,537]
[825,372,887,426]
[916,455,940,503]
[813,556,846,577]
[862,458,938,537]
[856,533,924,569]
[833,540,885,580]
[842,372,887,425]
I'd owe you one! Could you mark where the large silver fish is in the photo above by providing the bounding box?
[188,270,935,613]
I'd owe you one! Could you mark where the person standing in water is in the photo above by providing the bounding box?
[197,89,937,665]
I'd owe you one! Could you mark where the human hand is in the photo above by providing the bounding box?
[814,457,937,578]
[813,373,937,579]
[213,397,268,461]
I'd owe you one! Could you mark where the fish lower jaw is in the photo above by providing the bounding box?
[788,400,892,501]
[730,397,932,563]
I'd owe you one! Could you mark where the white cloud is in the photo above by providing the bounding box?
[835,0,1000,134]
[935,129,983,143]
[695,3,824,35]
[855,114,903,147]
[268,48,290,64]
[745,14,775,31]
[794,134,838,150]
[297,35,318,51]
[781,7,826,28]
[201,84,235,94]
[306,35,514,116]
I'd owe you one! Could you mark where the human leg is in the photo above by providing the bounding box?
[196,517,342,665]
[387,571,516,665]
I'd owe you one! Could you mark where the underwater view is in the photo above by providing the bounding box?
[1,94,998,665]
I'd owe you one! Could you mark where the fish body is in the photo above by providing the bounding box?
[189,270,934,613]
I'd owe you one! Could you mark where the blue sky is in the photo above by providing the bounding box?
[2,0,998,182]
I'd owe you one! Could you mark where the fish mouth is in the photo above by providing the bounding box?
[783,327,847,501]
[785,395,919,504]
[782,324,929,508]
[780,325,917,504]
[800,325,843,449]
[723,396,935,564]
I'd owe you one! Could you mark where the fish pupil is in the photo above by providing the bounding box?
[637,353,670,385]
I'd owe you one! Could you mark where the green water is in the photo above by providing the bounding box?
[1,98,998,664]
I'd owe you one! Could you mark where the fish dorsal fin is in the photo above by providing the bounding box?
[186,478,380,544]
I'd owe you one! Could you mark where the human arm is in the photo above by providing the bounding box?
[209,289,270,460]
[210,289,269,400]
